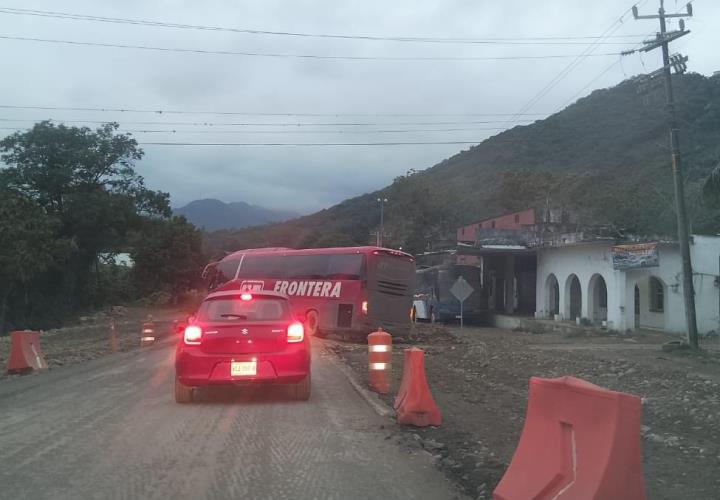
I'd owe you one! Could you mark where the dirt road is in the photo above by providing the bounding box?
[0,340,462,500]
[330,325,720,500]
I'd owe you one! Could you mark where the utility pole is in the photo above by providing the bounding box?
[631,1,699,348]
[377,198,388,247]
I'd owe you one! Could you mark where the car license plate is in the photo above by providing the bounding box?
[231,361,257,377]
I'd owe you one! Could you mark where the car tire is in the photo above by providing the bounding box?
[175,379,194,404]
[293,374,311,401]
[305,310,320,337]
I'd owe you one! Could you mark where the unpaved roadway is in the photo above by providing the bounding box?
[0,340,462,500]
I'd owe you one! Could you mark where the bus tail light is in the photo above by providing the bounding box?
[184,325,203,345]
[287,322,304,343]
[361,301,368,315]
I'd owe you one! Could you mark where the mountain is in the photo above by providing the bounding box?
[174,199,299,231]
[204,72,720,256]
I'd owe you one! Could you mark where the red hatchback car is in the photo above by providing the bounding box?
[174,289,311,403]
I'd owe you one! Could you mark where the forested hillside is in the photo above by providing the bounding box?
[205,72,720,257]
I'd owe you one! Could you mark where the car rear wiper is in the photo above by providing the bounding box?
[220,314,247,319]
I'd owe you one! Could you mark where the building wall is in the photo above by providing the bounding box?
[536,243,622,328]
[535,236,720,335]
[457,208,535,242]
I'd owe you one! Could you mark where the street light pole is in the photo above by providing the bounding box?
[377,198,388,247]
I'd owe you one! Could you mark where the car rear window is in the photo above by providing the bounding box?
[198,296,291,322]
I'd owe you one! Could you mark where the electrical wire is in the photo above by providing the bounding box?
[139,141,481,147]
[0,117,535,127]
[0,6,650,45]
[0,125,510,134]
[0,104,548,118]
[0,34,629,61]
[508,0,652,123]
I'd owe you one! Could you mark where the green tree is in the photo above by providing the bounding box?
[0,121,170,312]
[131,216,206,304]
[0,190,73,331]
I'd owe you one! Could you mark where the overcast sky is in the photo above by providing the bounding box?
[1,0,717,213]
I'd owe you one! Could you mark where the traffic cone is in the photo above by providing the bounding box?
[395,348,441,427]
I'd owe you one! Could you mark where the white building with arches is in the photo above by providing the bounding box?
[535,235,720,334]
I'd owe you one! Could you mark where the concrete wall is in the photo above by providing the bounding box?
[690,236,720,334]
[536,242,621,328]
[535,236,720,335]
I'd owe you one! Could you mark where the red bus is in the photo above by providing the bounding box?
[204,246,415,340]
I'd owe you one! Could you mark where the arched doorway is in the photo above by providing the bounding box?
[588,274,608,324]
[545,274,560,318]
[647,276,667,330]
[565,274,582,321]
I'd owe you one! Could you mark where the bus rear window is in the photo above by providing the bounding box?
[237,254,365,280]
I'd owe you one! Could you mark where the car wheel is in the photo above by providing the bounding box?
[293,374,311,401]
[175,379,194,404]
[305,310,320,337]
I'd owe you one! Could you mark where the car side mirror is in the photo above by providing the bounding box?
[295,314,306,323]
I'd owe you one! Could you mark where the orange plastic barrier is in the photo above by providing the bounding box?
[393,348,413,409]
[394,347,441,427]
[493,376,645,500]
[367,328,392,393]
[6,330,48,374]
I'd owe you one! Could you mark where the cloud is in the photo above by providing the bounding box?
[0,0,716,213]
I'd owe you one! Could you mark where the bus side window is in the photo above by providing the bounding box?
[215,259,241,287]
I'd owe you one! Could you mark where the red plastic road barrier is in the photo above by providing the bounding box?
[6,330,48,374]
[368,328,392,393]
[493,376,645,500]
[140,321,155,347]
[109,319,118,353]
[394,347,441,427]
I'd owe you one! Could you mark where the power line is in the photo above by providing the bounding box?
[0,6,650,45]
[0,117,535,127]
[0,34,629,61]
[557,30,651,111]
[0,104,548,117]
[0,125,509,134]
[508,0,651,123]
[138,141,481,147]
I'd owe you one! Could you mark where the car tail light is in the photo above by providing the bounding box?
[240,293,252,301]
[287,322,304,343]
[361,300,368,315]
[184,325,203,345]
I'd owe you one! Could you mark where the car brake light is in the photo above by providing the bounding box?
[287,322,304,343]
[184,325,203,345]
[240,293,252,301]
[362,300,368,315]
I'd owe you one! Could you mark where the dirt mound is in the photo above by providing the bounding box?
[394,323,459,345]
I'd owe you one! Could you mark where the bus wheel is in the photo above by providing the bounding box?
[305,310,319,336]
